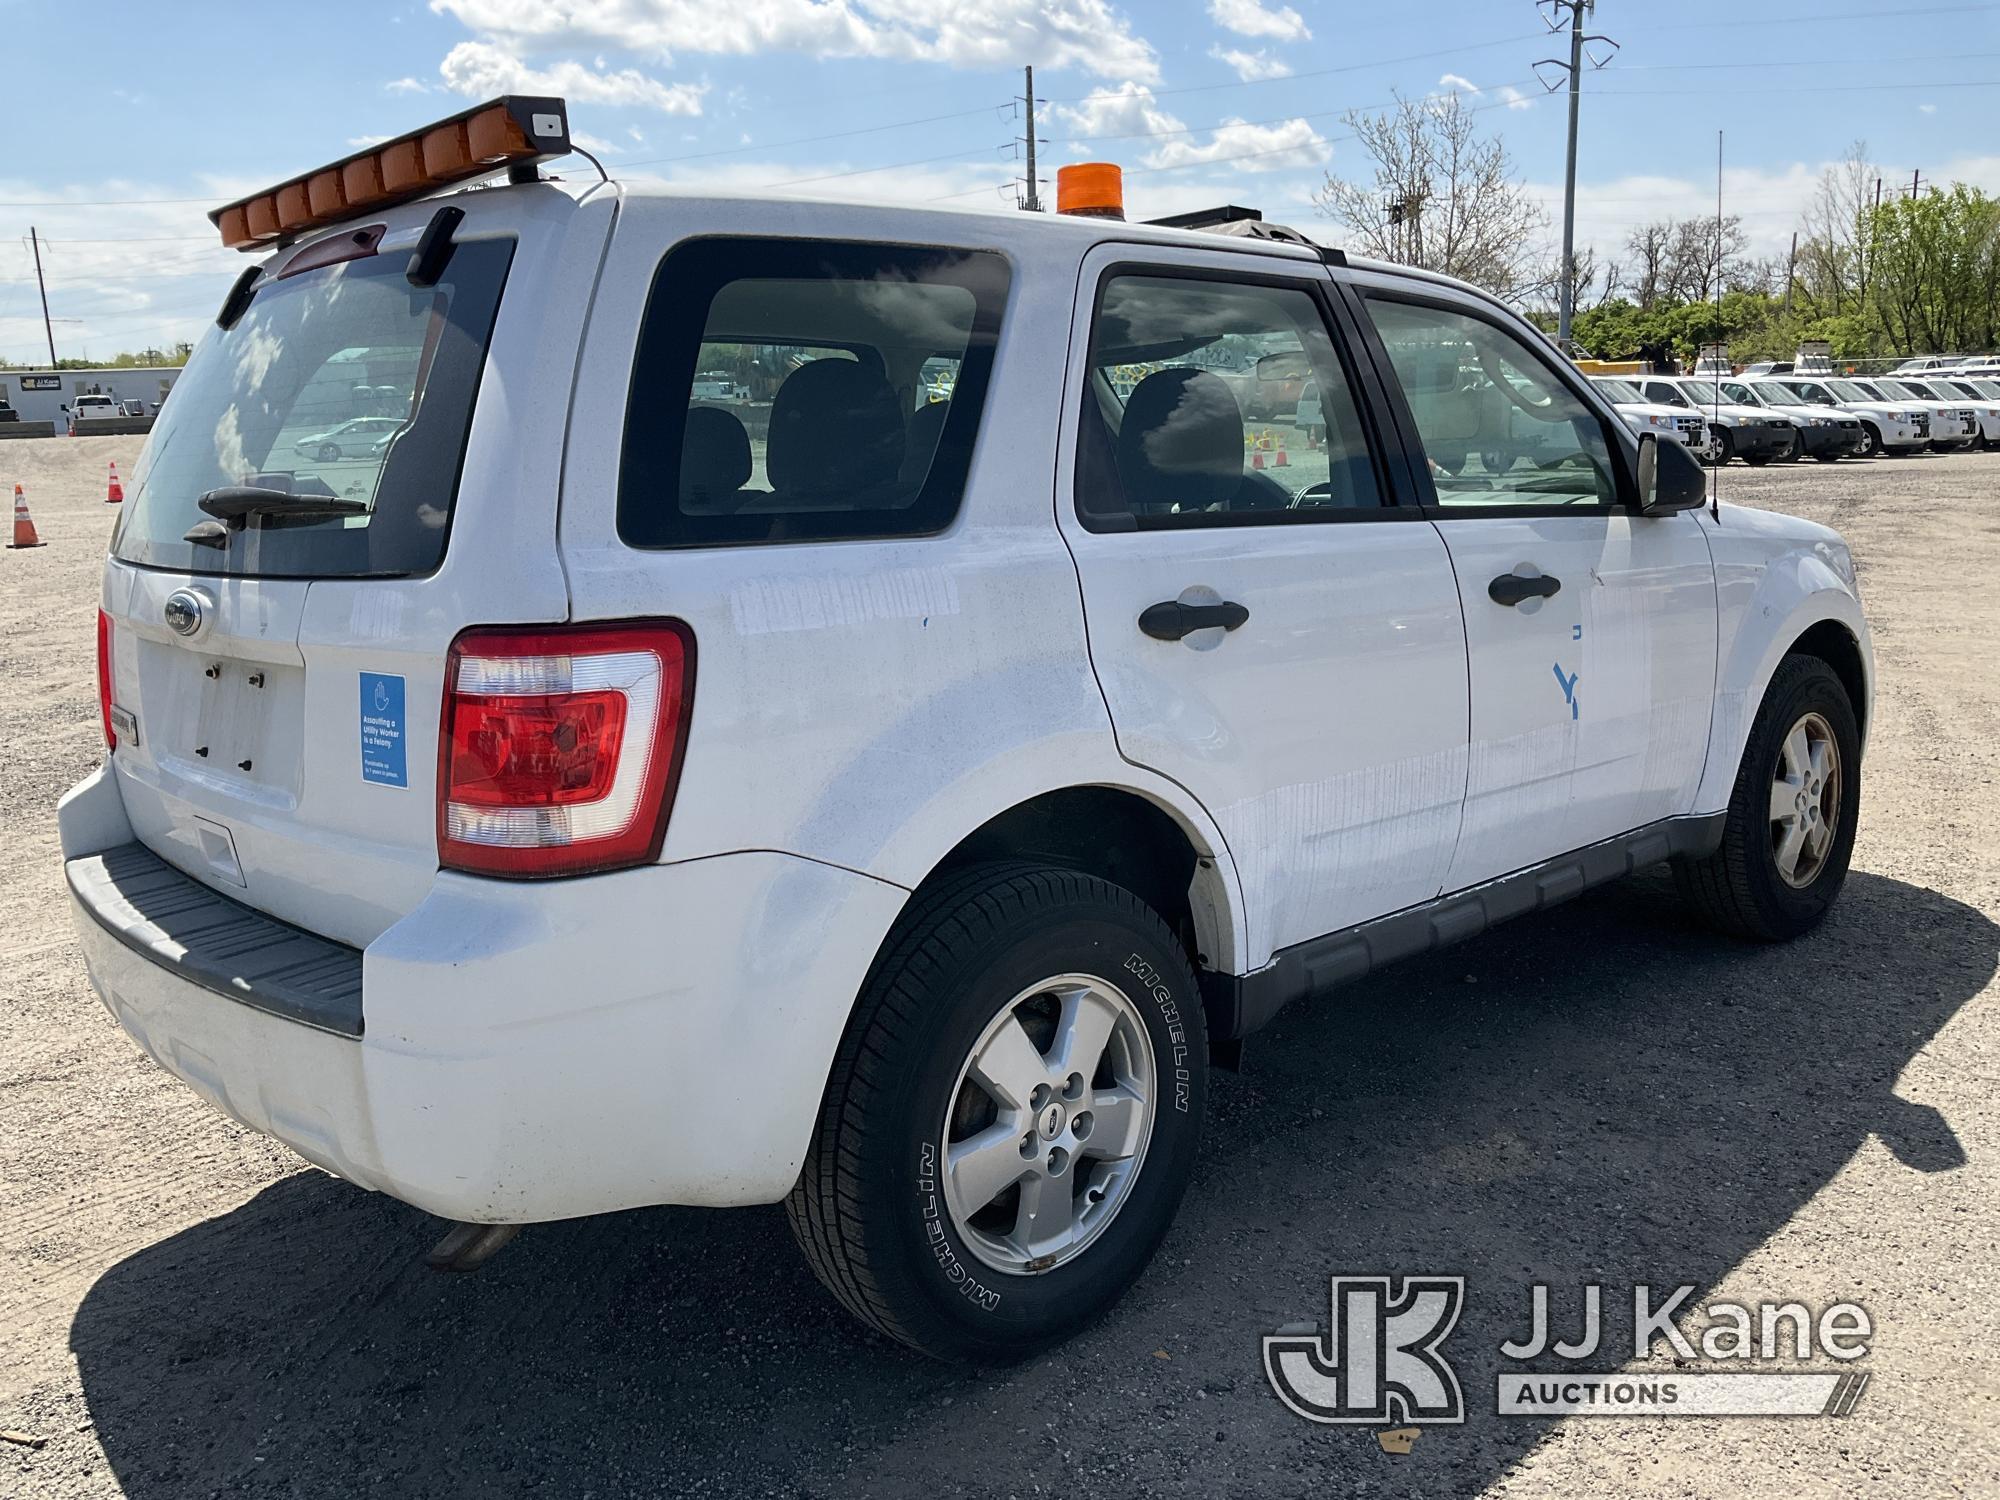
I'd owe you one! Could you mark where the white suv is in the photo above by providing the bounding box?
[1587,376,1708,452]
[1635,375,1797,465]
[1757,376,1929,456]
[60,98,1874,1363]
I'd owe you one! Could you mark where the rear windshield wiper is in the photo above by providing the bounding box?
[186,486,369,544]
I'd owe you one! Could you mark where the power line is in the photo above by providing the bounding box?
[1040,32,1549,103]
[591,102,1012,172]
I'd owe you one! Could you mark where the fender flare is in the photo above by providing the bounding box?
[866,743,1251,979]
[1693,556,1871,815]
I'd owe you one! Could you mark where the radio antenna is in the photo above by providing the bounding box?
[1710,129,1723,524]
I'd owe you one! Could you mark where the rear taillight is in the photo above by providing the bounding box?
[96,610,116,750]
[438,621,694,878]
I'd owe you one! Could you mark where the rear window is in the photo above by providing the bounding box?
[617,237,1011,548]
[112,236,514,578]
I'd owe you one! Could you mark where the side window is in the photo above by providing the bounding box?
[1367,296,1618,511]
[619,239,1011,548]
[1075,273,1383,530]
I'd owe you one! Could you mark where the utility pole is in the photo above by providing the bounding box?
[1909,168,1921,199]
[1018,66,1043,212]
[29,227,57,368]
[1784,230,1797,313]
[1860,175,1882,307]
[1538,1,1617,351]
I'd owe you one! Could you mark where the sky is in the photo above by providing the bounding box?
[3,0,1998,365]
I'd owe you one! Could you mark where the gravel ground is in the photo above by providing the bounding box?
[2,437,1995,1499]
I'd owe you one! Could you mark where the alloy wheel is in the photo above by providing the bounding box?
[1770,711,1842,888]
[941,974,1157,1276]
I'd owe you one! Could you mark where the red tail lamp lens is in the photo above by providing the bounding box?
[97,610,116,750]
[445,691,627,809]
[438,622,693,878]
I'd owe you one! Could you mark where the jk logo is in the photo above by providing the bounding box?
[1263,1276,1466,1425]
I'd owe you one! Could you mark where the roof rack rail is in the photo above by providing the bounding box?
[1146,205,1263,230]
[1149,207,1349,268]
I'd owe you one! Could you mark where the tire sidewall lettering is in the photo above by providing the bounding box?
[1121,951,1192,1115]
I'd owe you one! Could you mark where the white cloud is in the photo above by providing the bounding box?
[1207,0,1309,43]
[1056,82,1328,176]
[438,39,707,114]
[1438,72,1534,113]
[429,0,1160,81]
[1919,102,1937,114]
[0,173,266,365]
[384,76,431,94]
[347,135,392,148]
[1519,154,2000,266]
[1209,45,1291,81]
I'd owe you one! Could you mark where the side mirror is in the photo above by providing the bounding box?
[1634,431,1708,516]
[1255,351,1310,383]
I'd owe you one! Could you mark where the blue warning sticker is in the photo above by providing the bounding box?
[359,672,408,787]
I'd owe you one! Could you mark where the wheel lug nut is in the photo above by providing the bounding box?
[1020,1133,1037,1158]
[1047,1147,1069,1176]
[1073,1111,1093,1140]
[1030,1083,1051,1111]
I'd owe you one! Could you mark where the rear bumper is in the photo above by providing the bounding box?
[59,764,909,1223]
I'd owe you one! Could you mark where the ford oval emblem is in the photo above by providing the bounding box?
[164,589,205,637]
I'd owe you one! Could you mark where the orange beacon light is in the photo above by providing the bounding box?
[1057,162,1125,220]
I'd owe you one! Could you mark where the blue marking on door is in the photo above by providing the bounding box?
[359,672,408,787]
[1552,662,1580,721]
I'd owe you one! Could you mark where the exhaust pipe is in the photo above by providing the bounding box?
[425,1221,522,1273]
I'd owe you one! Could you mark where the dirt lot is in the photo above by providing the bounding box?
[2,436,1996,1499]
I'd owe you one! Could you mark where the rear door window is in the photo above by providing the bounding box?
[618,238,1011,548]
[112,236,514,578]
[1074,272,1384,531]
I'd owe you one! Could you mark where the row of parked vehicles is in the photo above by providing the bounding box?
[1589,370,2000,464]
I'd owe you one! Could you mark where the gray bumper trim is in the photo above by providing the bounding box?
[66,842,364,1038]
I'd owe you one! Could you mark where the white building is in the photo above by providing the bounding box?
[0,367,181,426]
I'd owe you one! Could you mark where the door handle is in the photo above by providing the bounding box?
[1138,599,1250,641]
[1487,571,1562,607]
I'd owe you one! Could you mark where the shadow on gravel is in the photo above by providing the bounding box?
[73,869,1996,1499]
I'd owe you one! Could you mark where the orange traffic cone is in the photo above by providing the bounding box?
[106,461,124,504]
[1250,449,1265,470]
[1274,443,1290,468]
[8,484,46,549]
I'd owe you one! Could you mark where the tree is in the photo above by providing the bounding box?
[1796,141,1879,319]
[1624,221,1672,309]
[1311,91,1546,298]
[1865,185,2000,352]
[1620,215,1748,307]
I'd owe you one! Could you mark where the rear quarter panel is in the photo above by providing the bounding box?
[555,195,1250,972]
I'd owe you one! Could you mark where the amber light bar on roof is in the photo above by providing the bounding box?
[209,96,572,251]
